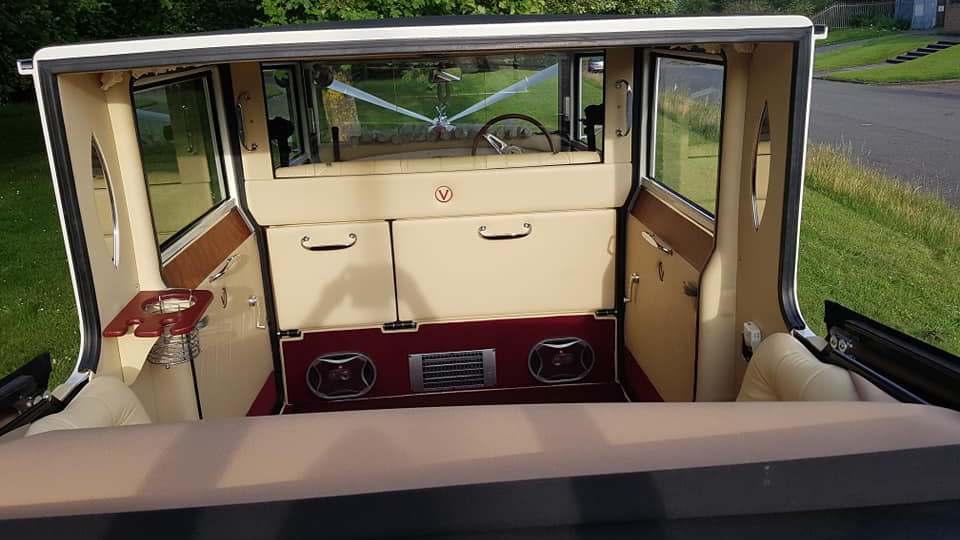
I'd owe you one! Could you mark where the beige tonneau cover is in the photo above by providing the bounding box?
[2,401,959,519]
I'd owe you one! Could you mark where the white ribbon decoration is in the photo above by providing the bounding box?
[324,63,559,129]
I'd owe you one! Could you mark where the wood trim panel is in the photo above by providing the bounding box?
[162,209,252,288]
[631,189,714,271]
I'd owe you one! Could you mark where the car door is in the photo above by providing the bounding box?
[129,68,274,421]
[622,52,724,402]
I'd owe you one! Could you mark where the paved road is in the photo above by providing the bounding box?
[809,80,960,207]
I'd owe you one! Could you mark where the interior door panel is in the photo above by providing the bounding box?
[624,190,713,401]
[393,210,616,322]
[267,221,396,330]
[192,236,274,419]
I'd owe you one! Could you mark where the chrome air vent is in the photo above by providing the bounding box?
[409,349,496,392]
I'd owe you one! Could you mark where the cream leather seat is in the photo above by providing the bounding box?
[737,333,860,402]
[26,376,151,436]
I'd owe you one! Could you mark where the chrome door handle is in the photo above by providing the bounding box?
[248,296,266,330]
[641,231,673,255]
[208,255,238,283]
[236,92,258,152]
[301,233,357,251]
[615,79,633,137]
[478,222,532,240]
[623,272,640,303]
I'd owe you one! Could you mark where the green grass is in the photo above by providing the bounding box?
[826,43,960,83]
[0,104,79,387]
[797,144,960,353]
[816,27,896,47]
[814,34,937,71]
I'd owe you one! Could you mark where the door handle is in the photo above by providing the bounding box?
[248,296,266,330]
[478,222,532,240]
[236,92,258,152]
[615,79,633,137]
[623,272,640,303]
[208,255,238,283]
[641,231,673,255]
[301,233,357,251]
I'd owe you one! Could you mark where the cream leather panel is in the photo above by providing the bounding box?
[4,402,960,518]
[695,48,748,402]
[737,333,859,401]
[624,214,699,402]
[193,236,274,419]
[58,74,142,332]
[734,43,797,388]
[394,210,615,322]
[230,62,273,180]
[26,376,150,437]
[267,221,396,330]
[247,162,630,225]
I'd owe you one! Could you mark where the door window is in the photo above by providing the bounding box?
[91,138,118,266]
[648,56,724,217]
[133,74,227,247]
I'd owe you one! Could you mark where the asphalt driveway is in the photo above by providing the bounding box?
[809,79,960,207]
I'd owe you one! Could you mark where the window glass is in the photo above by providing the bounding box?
[134,76,227,246]
[752,103,771,230]
[578,55,605,151]
[651,57,724,216]
[262,67,303,167]
[275,52,602,166]
[91,139,118,266]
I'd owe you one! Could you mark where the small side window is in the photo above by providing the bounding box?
[262,66,305,167]
[649,56,724,217]
[752,103,771,230]
[91,138,118,266]
[133,75,228,247]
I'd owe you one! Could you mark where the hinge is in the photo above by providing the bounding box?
[383,320,417,331]
[277,329,301,339]
[595,308,618,317]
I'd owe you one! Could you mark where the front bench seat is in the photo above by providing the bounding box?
[26,376,151,436]
[737,333,860,402]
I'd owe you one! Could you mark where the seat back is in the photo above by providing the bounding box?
[737,333,860,402]
[26,376,151,436]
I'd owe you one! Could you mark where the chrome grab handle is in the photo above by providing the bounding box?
[301,233,357,251]
[478,222,532,240]
[208,255,238,283]
[641,231,673,255]
[248,296,266,330]
[623,272,641,303]
[236,92,258,152]
[615,79,633,137]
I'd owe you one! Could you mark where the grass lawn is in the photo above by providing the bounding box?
[798,144,960,353]
[826,43,960,83]
[0,105,79,386]
[814,34,937,71]
[816,27,896,47]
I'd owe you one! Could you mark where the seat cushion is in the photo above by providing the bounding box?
[737,333,859,402]
[26,376,151,436]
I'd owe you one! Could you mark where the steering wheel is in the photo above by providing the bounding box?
[471,113,556,156]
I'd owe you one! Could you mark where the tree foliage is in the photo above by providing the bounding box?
[257,0,547,26]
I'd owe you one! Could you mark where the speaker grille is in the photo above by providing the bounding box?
[409,349,496,392]
[306,352,376,400]
[528,337,594,384]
